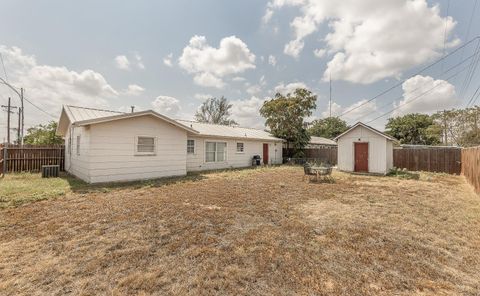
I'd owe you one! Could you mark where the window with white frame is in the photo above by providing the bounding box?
[76,136,80,156]
[135,136,156,155]
[187,139,195,154]
[236,142,244,153]
[205,141,226,162]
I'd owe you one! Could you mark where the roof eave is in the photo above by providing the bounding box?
[334,122,398,142]
[74,110,199,134]
[188,133,285,142]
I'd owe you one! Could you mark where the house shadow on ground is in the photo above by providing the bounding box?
[62,172,209,194]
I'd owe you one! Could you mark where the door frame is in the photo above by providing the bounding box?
[262,143,269,165]
[353,142,369,173]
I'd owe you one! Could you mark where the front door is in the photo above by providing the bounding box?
[263,143,269,165]
[354,142,368,172]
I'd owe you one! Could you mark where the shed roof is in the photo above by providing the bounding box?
[177,120,283,142]
[309,136,337,146]
[334,122,398,142]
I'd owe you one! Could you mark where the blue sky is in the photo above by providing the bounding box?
[1,0,479,141]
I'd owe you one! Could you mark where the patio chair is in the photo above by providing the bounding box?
[303,163,318,182]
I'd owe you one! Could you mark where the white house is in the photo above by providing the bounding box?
[56,105,284,183]
[334,122,397,174]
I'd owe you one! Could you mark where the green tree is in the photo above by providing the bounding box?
[260,88,317,157]
[385,114,441,145]
[195,96,237,125]
[23,121,64,145]
[308,117,348,139]
[433,106,480,146]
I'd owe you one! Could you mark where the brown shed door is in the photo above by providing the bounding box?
[354,142,369,172]
[263,144,269,164]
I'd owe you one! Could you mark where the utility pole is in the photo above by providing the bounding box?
[0,77,24,145]
[17,107,21,144]
[1,97,18,144]
[20,88,24,145]
[443,110,448,145]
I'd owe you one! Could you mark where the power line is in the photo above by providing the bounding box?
[348,53,477,124]
[465,84,480,107]
[337,36,480,119]
[471,90,480,106]
[0,53,9,83]
[23,96,56,119]
[459,38,480,99]
[441,0,450,72]
[364,64,470,125]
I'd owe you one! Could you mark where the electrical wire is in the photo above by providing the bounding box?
[465,84,480,107]
[338,36,480,119]
[364,63,471,125]
[348,53,477,124]
[441,0,450,72]
[23,96,56,119]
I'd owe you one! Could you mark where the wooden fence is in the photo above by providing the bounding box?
[0,145,65,175]
[393,147,462,174]
[283,148,338,165]
[462,146,480,194]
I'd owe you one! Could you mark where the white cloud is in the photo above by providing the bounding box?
[163,53,173,67]
[0,45,118,138]
[246,75,267,95]
[114,55,130,70]
[262,8,274,24]
[267,0,459,84]
[193,72,226,88]
[313,48,326,58]
[151,95,181,117]
[274,82,308,95]
[232,76,246,82]
[246,84,262,95]
[194,93,213,101]
[178,35,256,88]
[115,53,144,70]
[134,52,145,69]
[268,55,277,66]
[393,75,458,116]
[230,96,266,128]
[123,84,145,96]
[284,39,304,58]
[322,100,378,123]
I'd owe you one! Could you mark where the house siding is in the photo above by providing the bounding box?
[186,136,282,172]
[386,140,394,172]
[87,115,187,183]
[65,126,91,182]
[337,125,390,174]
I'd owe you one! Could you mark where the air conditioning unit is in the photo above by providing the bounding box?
[42,165,60,178]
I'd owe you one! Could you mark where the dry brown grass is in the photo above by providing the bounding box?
[0,166,479,295]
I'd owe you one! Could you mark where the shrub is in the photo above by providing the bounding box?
[387,167,420,180]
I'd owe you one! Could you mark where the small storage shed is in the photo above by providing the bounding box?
[334,122,397,174]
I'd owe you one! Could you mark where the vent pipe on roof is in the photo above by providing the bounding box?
[131,106,135,113]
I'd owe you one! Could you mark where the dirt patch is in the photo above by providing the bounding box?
[0,167,479,295]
